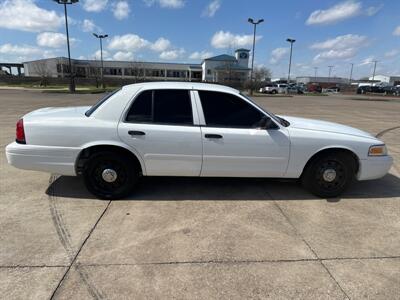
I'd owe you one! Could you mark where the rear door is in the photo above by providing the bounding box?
[118,89,202,176]
[196,90,290,177]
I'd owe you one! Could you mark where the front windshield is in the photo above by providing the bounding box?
[239,92,290,127]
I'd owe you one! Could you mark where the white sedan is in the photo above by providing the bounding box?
[6,82,393,199]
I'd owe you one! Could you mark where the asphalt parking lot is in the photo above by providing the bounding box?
[0,89,399,299]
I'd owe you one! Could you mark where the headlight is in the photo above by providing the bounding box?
[368,144,387,156]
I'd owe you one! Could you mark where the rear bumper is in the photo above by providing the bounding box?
[357,155,393,180]
[5,142,80,176]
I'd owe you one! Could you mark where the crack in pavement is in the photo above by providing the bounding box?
[48,175,111,300]
[266,187,351,300]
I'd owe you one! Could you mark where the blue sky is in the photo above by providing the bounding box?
[0,0,399,79]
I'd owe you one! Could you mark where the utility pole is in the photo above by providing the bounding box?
[349,63,354,84]
[248,18,264,94]
[93,33,109,89]
[286,38,296,84]
[328,65,334,82]
[372,60,378,81]
[314,67,318,81]
[54,0,79,93]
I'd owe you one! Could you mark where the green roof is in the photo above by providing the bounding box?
[204,54,236,61]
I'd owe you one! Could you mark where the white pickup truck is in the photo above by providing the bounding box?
[6,82,392,199]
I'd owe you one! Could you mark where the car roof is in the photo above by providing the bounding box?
[122,81,240,94]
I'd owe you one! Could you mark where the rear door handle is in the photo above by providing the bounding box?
[205,134,223,139]
[128,130,146,136]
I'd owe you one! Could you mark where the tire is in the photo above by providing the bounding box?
[83,151,139,199]
[272,90,277,94]
[301,152,356,198]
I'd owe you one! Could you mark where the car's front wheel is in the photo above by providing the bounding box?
[83,151,139,199]
[301,152,356,198]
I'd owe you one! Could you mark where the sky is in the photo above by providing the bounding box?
[0,0,399,79]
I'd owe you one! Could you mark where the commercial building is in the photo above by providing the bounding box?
[296,76,349,85]
[22,49,251,84]
[368,75,400,85]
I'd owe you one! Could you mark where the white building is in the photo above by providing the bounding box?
[23,49,251,84]
[368,75,400,85]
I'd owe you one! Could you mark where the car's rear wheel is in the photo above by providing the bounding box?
[301,152,356,198]
[271,90,277,94]
[83,151,139,199]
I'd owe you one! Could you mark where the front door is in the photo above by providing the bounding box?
[196,90,290,177]
[118,89,202,176]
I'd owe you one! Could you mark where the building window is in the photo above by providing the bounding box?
[207,69,211,75]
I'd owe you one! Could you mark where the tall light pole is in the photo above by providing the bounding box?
[248,18,264,84]
[328,65,334,82]
[349,63,354,84]
[93,33,108,89]
[286,38,295,84]
[54,0,78,93]
[372,60,378,81]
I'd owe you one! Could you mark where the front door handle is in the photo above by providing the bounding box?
[205,134,223,139]
[128,130,146,136]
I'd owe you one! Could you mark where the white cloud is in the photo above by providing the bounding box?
[202,0,221,17]
[211,30,260,49]
[82,0,108,12]
[144,0,185,9]
[314,48,357,62]
[306,1,362,25]
[113,51,134,61]
[270,47,289,64]
[359,56,375,66]
[150,37,172,52]
[92,49,110,60]
[36,32,77,49]
[385,49,399,58]
[365,4,383,16]
[310,34,368,50]
[393,26,400,36]
[112,1,130,20]
[82,19,101,33]
[0,0,62,32]
[159,48,185,60]
[311,34,368,63]
[108,34,150,51]
[189,51,213,60]
[0,43,42,56]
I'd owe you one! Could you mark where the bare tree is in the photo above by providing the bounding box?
[244,66,272,91]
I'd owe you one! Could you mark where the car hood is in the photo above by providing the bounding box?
[24,106,91,120]
[279,115,375,139]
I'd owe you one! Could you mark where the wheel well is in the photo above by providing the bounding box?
[301,148,360,177]
[75,145,142,175]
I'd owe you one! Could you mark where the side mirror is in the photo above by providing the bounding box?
[258,116,277,129]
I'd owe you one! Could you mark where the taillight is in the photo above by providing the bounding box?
[16,119,26,144]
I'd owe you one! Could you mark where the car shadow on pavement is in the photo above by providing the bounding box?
[46,173,400,201]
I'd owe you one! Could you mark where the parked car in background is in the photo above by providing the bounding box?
[383,86,400,96]
[357,85,385,94]
[286,84,304,94]
[259,83,287,94]
[306,83,322,93]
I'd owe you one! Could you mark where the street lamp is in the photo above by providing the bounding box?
[286,38,296,84]
[53,0,79,93]
[93,33,109,89]
[248,18,264,84]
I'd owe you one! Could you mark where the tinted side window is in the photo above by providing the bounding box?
[126,90,152,122]
[126,89,193,125]
[153,90,192,125]
[199,91,264,128]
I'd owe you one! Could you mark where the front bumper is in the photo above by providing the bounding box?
[357,155,394,180]
[5,142,80,176]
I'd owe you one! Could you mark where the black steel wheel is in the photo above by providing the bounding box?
[301,152,356,198]
[83,151,139,199]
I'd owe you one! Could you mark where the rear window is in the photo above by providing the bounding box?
[85,89,120,117]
